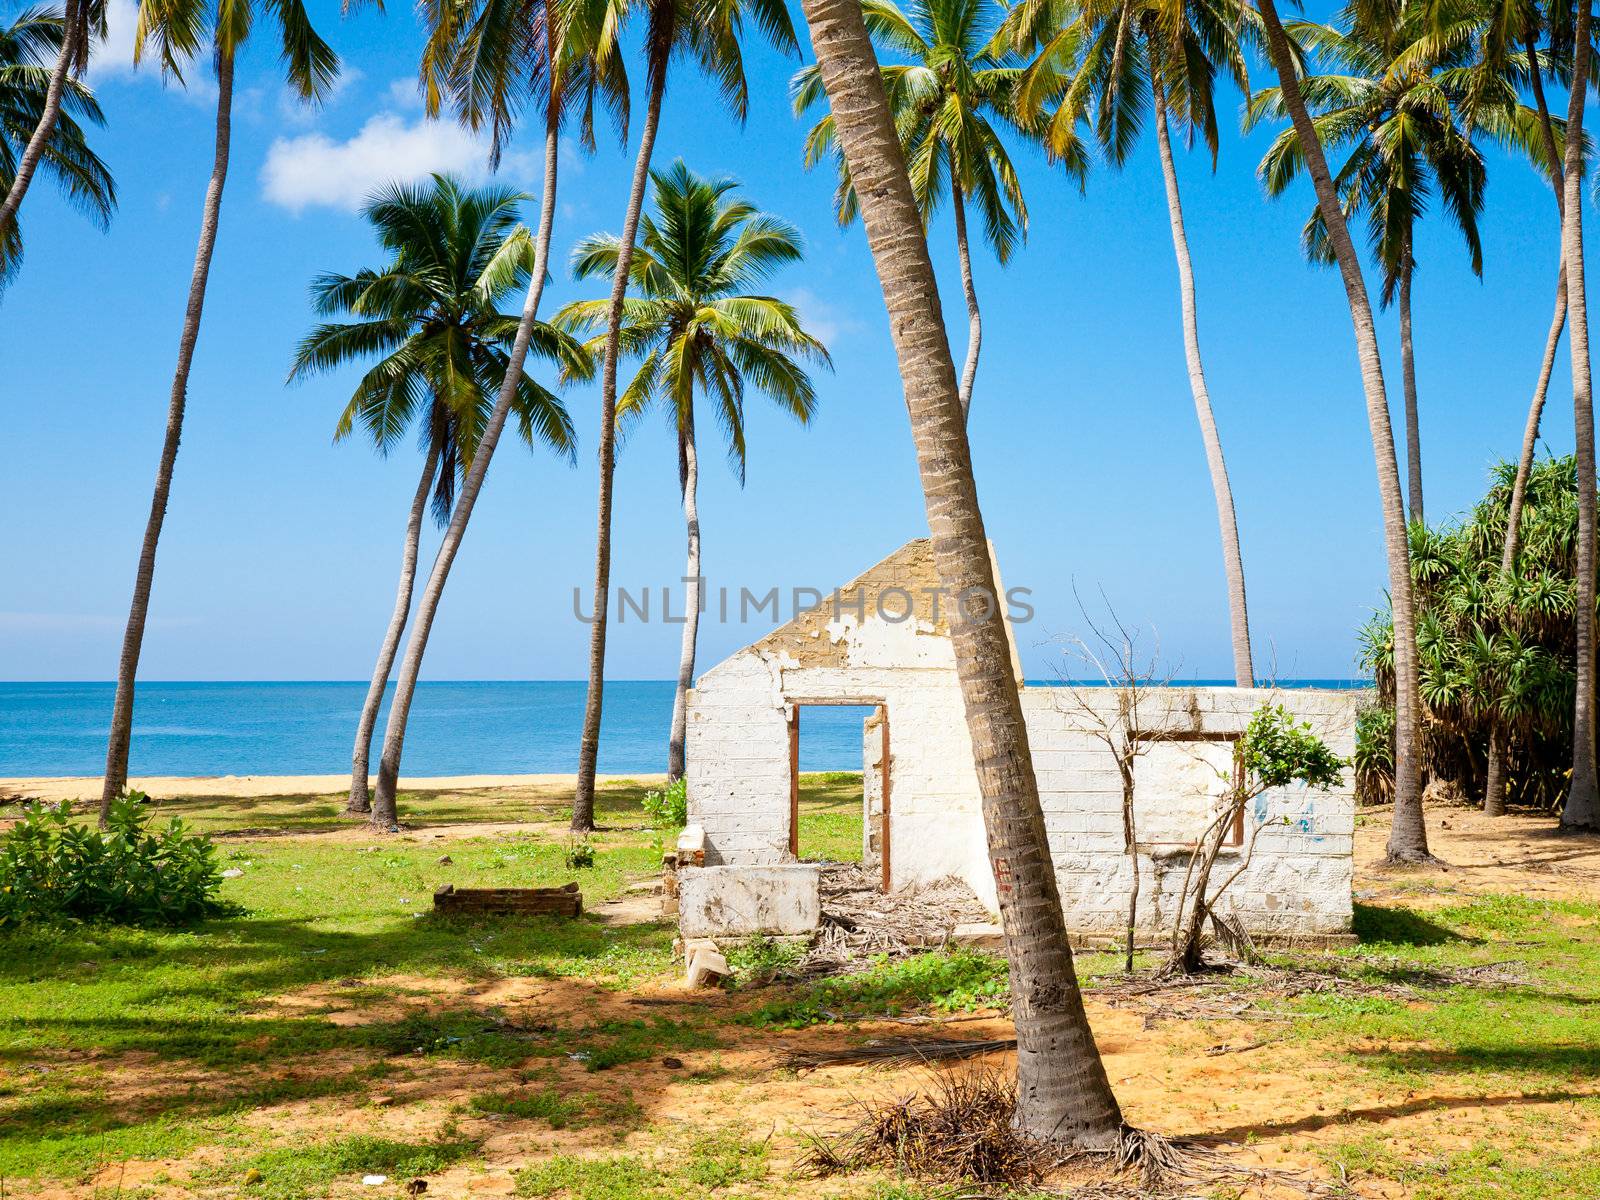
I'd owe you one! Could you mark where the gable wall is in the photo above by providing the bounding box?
[687,649,1360,938]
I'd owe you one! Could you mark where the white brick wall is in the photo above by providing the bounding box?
[687,630,1360,938]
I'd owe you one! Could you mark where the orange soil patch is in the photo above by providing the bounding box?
[14,800,1600,1198]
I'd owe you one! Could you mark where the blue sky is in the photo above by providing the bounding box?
[0,0,1582,683]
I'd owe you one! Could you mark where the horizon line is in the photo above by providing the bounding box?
[0,676,1374,686]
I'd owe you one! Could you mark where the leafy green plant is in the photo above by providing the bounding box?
[745,950,1009,1027]
[725,933,805,985]
[1354,703,1396,805]
[1359,455,1584,812]
[640,778,688,830]
[565,841,596,870]
[0,796,232,929]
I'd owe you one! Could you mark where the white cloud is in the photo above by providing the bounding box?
[387,76,425,111]
[276,68,363,127]
[86,0,140,81]
[261,112,500,213]
[87,0,210,100]
[783,286,856,348]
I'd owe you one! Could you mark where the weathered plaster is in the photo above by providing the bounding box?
[685,541,1362,941]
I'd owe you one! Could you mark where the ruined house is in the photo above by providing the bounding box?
[679,540,1361,946]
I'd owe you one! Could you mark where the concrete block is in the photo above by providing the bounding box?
[686,948,731,988]
[951,922,1005,951]
[677,825,706,863]
[678,864,821,938]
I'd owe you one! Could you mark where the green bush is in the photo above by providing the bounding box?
[0,796,232,929]
[1354,703,1396,806]
[641,778,688,830]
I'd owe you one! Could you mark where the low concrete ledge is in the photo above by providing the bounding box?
[678,864,821,938]
[1061,929,1358,952]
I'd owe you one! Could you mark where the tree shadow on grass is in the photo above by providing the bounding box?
[1353,903,1473,947]
[0,913,731,1184]
[1203,1085,1595,1142]
[1353,1043,1600,1079]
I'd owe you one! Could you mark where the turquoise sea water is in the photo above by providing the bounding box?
[0,680,1369,778]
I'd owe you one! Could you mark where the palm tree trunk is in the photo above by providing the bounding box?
[368,102,564,830]
[347,430,442,815]
[571,59,668,832]
[1504,271,1566,570]
[98,48,234,821]
[950,175,981,422]
[1504,26,1567,572]
[667,405,701,781]
[799,0,1125,1148]
[1152,74,1253,687]
[1398,249,1423,527]
[1561,0,1599,832]
[1484,724,1506,816]
[1257,0,1430,862]
[0,0,79,240]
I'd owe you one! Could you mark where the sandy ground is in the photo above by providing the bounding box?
[10,789,1600,1199]
[0,773,667,804]
[1352,800,1600,901]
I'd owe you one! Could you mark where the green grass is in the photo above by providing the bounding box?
[1275,894,1600,1092]
[6,776,1599,1200]
[796,774,866,863]
[215,1131,481,1198]
[745,949,1009,1027]
[470,1086,644,1131]
[513,1130,769,1199]
[0,777,860,1185]
[1326,1100,1600,1199]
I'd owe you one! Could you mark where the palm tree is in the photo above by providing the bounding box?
[569,0,799,833]
[0,0,103,252]
[99,0,337,820]
[1251,4,1554,805]
[1247,7,1526,528]
[363,0,627,828]
[1253,0,1432,862]
[1443,0,1569,569]
[796,0,1126,1148]
[288,176,588,822]
[998,0,1258,686]
[1557,0,1597,831]
[556,161,830,781]
[792,0,1045,419]
[0,5,114,286]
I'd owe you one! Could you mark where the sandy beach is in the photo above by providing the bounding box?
[0,772,666,804]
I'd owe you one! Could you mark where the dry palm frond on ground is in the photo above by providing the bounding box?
[796,864,994,976]
[799,1068,1055,1186]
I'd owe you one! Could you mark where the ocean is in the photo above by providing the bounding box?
[0,679,1370,778]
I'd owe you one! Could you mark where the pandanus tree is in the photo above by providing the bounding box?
[1248,4,1550,528]
[1359,457,1579,816]
[1253,0,1432,862]
[997,0,1259,686]
[555,161,830,781]
[99,0,338,821]
[0,6,115,286]
[796,0,1129,1150]
[288,177,587,821]
[359,0,628,827]
[569,0,800,833]
[792,0,1045,418]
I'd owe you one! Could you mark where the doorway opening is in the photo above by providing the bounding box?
[786,700,891,891]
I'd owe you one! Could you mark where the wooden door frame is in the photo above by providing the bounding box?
[785,698,891,892]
